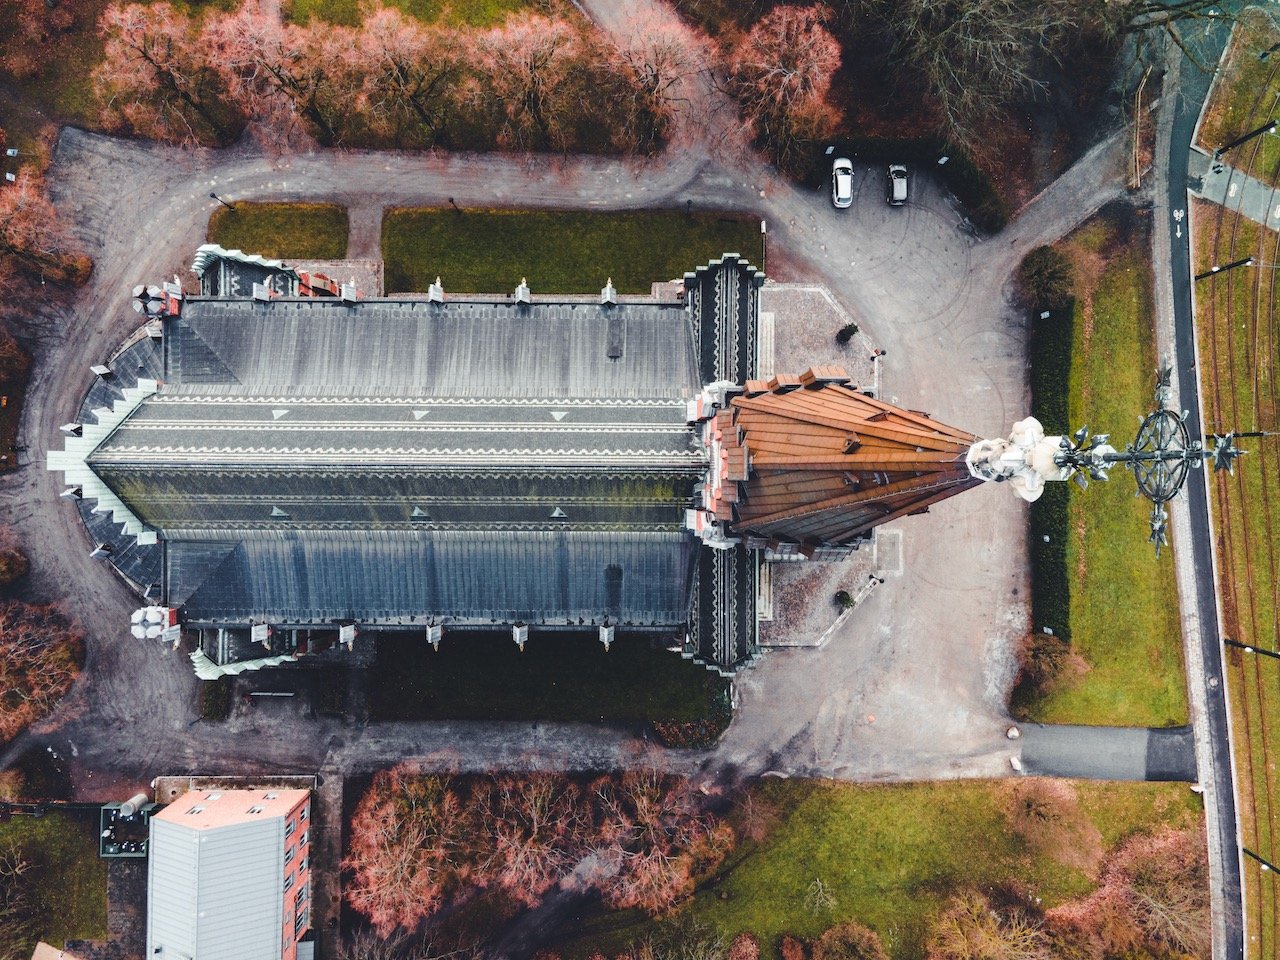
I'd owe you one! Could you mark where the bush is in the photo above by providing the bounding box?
[927,892,1052,960]
[813,922,888,960]
[779,935,808,960]
[651,687,732,749]
[1017,247,1074,309]
[1009,629,1072,718]
[835,322,859,345]
[0,602,82,745]
[729,933,761,960]
[834,590,855,610]
[198,678,232,721]
[0,546,28,586]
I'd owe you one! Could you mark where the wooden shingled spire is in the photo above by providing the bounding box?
[721,367,982,551]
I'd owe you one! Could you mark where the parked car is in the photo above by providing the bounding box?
[887,164,908,205]
[831,158,853,209]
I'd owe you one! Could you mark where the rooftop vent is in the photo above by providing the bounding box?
[550,507,567,519]
[601,278,616,306]
[428,277,444,303]
[411,506,431,520]
[271,506,290,519]
[91,364,112,378]
[513,623,528,651]
[514,278,531,304]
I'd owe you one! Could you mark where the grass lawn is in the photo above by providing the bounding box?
[0,810,107,955]
[369,632,727,724]
[285,0,525,26]
[1198,9,1280,184]
[381,208,761,294]
[1026,210,1187,727]
[1194,200,1280,960]
[551,779,1203,959]
[207,202,349,260]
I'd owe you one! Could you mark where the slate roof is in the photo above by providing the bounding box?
[163,298,697,398]
[168,530,697,627]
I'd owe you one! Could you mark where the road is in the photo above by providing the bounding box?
[1159,13,1245,960]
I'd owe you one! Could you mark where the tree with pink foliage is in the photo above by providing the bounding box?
[721,4,841,164]
[608,9,711,152]
[95,2,244,146]
[478,773,585,906]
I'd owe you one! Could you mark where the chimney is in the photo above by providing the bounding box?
[512,622,529,651]
[427,623,443,651]
[252,282,271,302]
[427,277,444,303]
[340,282,359,303]
[601,278,616,306]
[599,623,615,651]
[514,278,531,304]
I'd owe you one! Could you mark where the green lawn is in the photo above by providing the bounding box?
[381,208,761,294]
[552,779,1203,959]
[207,202,349,260]
[285,0,526,26]
[1198,9,1280,184]
[0,811,107,956]
[1026,210,1187,727]
[369,632,728,724]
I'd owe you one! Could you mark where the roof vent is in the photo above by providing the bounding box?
[411,506,431,520]
[514,278,531,304]
[601,278,616,306]
[550,507,567,519]
[428,277,444,303]
[60,486,83,500]
[271,506,290,519]
[90,543,114,559]
[60,423,82,437]
[91,364,112,378]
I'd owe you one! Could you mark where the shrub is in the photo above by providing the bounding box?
[927,891,1052,960]
[1002,778,1101,873]
[1017,246,1075,308]
[779,936,808,960]
[813,922,888,960]
[651,687,732,749]
[0,769,23,800]
[834,590,855,610]
[835,322,859,345]
[0,545,28,586]
[729,933,761,960]
[198,678,232,721]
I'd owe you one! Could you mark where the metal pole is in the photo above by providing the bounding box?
[1214,120,1278,159]
[1196,257,1254,281]
[760,219,767,274]
[1224,638,1280,661]
[209,192,236,211]
[1243,847,1279,873]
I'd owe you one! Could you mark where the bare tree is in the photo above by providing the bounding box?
[0,601,83,745]
[0,840,36,960]
[927,892,1053,960]
[95,2,244,146]
[870,0,1083,153]
[0,172,93,292]
[477,773,585,905]
[720,4,841,166]
[608,10,712,152]
[358,5,463,149]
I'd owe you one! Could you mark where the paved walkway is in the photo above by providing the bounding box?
[1189,147,1280,229]
[1018,724,1198,781]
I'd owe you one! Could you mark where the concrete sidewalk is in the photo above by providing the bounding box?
[1188,147,1280,229]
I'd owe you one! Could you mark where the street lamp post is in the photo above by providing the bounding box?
[1244,847,1279,873]
[1213,120,1278,160]
[1196,257,1254,281]
[208,192,236,211]
[1224,638,1280,661]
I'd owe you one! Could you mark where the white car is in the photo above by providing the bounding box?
[831,158,853,209]
[887,164,908,205]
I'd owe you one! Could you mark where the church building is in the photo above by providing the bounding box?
[51,246,1042,677]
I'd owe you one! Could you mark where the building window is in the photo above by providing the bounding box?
[296,881,309,908]
[298,856,308,873]
[247,805,264,815]
[186,805,204,815]
[284,871,295,894]
[285,819,296,838]
[294,905,309,937]
[285,844,295,865]
[299,805,308,822]
[299,830,309,847]
[206,792,222,801]
[265,792,278,800]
